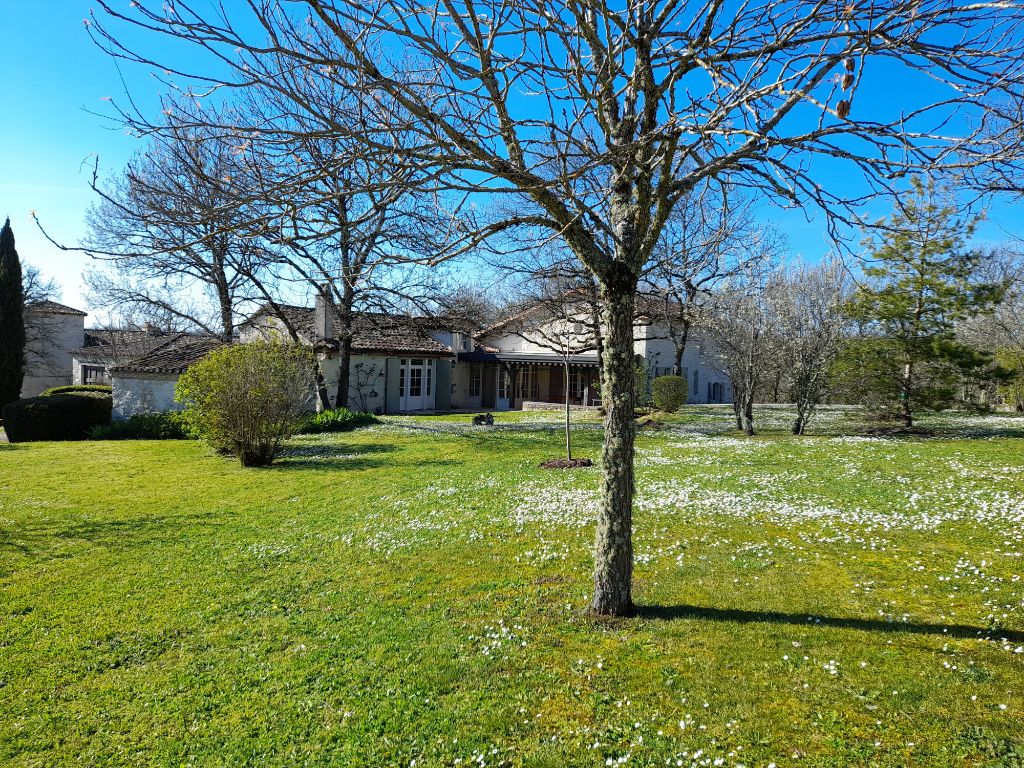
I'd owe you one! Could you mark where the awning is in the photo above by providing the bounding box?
[458,350,601,367]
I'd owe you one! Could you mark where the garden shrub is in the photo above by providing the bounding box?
[175,342,315,467]
[296,408,379,434]
[2,391,112,442]
[89,411,196,440]
[40,384,112,397]
[633,356,653,409]
[652,375,687,413]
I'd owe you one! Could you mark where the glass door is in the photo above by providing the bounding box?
[400,358,430,411]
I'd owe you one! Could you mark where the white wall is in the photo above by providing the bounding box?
[112,375,181,421]
[21,313,85,397]
[635,326,732,404]
[316,353,388,413]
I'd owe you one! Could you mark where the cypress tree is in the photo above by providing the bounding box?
[0,218,26,408]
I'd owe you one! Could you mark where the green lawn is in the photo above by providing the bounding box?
[1,407,1022,767]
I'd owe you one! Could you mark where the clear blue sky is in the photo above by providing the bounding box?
[1,2,1019,324]
[0,2,147,320]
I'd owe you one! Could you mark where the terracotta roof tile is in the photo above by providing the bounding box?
[244,304,456,356]
[25,300,87,316]
[109,334,226,375]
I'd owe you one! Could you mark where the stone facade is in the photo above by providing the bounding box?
[111,374,182,421]
[21,303,86,397]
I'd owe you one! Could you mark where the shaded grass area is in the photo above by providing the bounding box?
[1,407,1023,766]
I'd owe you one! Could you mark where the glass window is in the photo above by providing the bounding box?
[693,369,699,393]
[568,369,584,399]
[399,365,406,397]
[518,368,539,400]
[82,365,109,385]
[426,364,432,396]
[410,367,423,397]
[469,365,482,397]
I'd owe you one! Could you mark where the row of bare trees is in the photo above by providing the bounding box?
[698,258,852,436]
[41,0,1024,615]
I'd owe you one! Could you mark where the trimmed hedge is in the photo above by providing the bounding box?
[40,384,112,397]
[652,375,687,413]
[2,391,112,442]
[296,408,380,434]
[89,411,196,441]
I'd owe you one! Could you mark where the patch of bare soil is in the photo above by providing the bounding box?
[636,417,668,430]
[539,457,594,469]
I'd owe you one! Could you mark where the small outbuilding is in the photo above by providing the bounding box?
[109,335,225,421]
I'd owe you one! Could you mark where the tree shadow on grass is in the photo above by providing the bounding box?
[273,442,461,471]
[0,511,223,566]
[637,604,1024,643]
[273,442,398,470]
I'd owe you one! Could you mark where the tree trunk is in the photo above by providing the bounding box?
[742,394,755,436]
[564,360,572,461]
[209,242,234,342]
[742,371,755,435]
[673,319,691,374]
[900,361,913,427]
[589,283,636,617]
[792,410,805,435]
[732,394,744,431]
[333,283,356,409]
[336,333,353,408]
[314,362,332,411]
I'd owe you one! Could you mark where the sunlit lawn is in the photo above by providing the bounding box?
[1,406,1022,766]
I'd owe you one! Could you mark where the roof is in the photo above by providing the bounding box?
[481,291,690,340]
[109,334,226,376]
[458,349,601,367]
[24,300,87,316]
[244,304,456,357]
[72,328,174,363]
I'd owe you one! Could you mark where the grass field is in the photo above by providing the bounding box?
[1,406,1023,767]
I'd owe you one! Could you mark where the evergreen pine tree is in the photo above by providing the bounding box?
[0,218,26,408]
[844,178,1005,426]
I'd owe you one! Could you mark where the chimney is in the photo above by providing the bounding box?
[313,288,333,341]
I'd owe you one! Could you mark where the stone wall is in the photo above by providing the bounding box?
[112,375,181,421]
[21,312,85,397]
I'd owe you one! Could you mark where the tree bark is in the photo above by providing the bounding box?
[564,360,572,461]
[314,362,332,411]
[336,333,353,408]
[589,282,636,617]
[673,318,691,374]
[742,392,755,436]
[900,361,914,427]
[334,282,356,409]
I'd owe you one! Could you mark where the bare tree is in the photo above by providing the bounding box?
[22,264,57,305]
[641,185,762,372]
[769,258,851,434]
[89,0,1024,614]
[700,263,779,435]
[235,56,447,407]
[959,246,1024,408]
[504,271,600,462]
[40,109,269,341]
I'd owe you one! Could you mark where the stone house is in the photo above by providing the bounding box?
[451,298,731,411]
[239,302,461,414]
[100,294,732,420]
[109,334,226,421]
[71,327,180,386]
[21,301,87,397]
